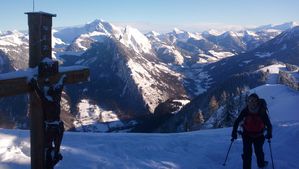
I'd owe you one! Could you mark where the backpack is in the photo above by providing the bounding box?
[243,99,268,134]
[243,113,265,134]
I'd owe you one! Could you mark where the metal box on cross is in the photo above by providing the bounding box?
[26,12,56,65]
[26,12,59,77]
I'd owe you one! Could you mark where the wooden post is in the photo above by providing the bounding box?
[26,12,56,169]
[0,12,89,169]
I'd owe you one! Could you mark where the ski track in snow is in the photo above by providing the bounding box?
[1,121,299,169]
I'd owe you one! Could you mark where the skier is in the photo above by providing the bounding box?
[231,93,272,169]
[29,75,66,169]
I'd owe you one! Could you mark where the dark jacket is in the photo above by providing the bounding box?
[232,106,272,138]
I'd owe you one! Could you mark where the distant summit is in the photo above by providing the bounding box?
[54,19,122,44]
[251,21,298,32]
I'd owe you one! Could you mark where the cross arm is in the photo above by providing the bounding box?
[0,66,90,97]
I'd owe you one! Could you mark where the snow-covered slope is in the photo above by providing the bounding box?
[259,63,286,84]
[120,26,152,54]
[204,83,299,128]
[252,85,299,122]
[63,36,187,116]
[201,63,298,129]
[124,55,185,113]
[73,99,125,132]
[0,31,27,47]
[0,30,29,70]
[43,19,188,121]
[1,120,299,169]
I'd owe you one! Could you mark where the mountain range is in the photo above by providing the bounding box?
[0,20,298,132]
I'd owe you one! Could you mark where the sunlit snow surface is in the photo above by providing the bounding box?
[1,121,299,169]
[0,31,27,47]
[1,84,299,169]
[73,99,123,132]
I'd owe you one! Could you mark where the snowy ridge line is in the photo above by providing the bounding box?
[54,19,152,55]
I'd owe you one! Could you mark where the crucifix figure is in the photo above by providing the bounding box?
[0,12,89,169]
[29,72,66,169]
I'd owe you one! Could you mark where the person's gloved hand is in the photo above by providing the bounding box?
[265,132,272,140]
[53,152,63,166]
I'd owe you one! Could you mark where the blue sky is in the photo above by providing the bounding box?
[0,0,298,32]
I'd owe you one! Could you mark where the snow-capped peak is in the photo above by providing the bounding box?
[252,21,299,32]
[55,19,153,54]
[119,25,152,54]
[85,19,117,35]
[253,24,273,31]
[220,31,239,38]
[54,19,122,44]
[146,31,160,37]
[244,30,258,37]
[272,21,299,31]
[173,28,184,34]
[86,19,106,26]
[52,29,65,48]
[0,30,27,47]
[202,29,224,36]
[171,28,202,41]
[2,30,24,37]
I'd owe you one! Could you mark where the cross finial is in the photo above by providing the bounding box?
[33,0,35,12]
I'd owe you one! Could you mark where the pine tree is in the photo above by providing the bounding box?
[222,96,235,127]
[193,110,204,124]
[220,91,228,105]
[209,96,219,115]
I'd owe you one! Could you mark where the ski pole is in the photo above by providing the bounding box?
[223,139,234,166]
[268,139,275,169]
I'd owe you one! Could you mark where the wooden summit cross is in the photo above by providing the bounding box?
[0,12,89,169]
